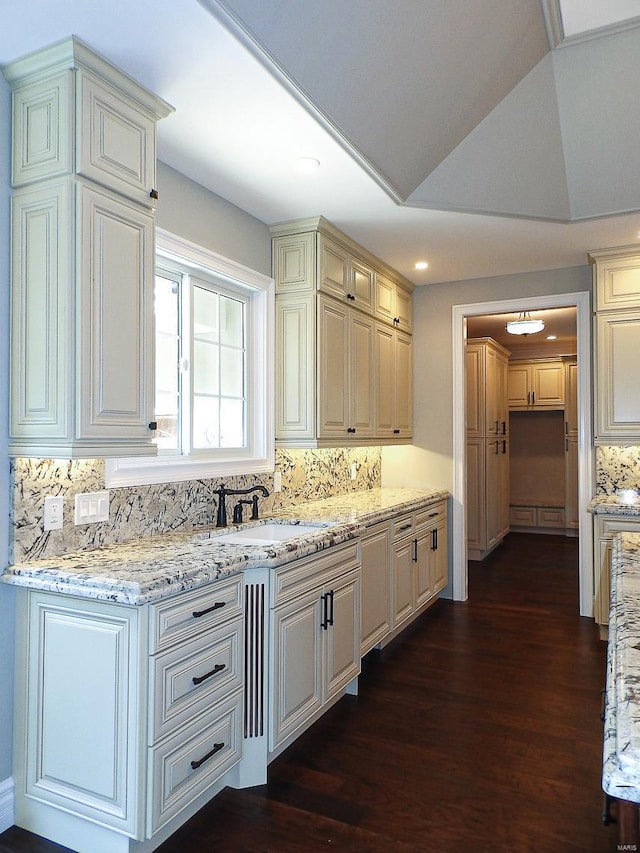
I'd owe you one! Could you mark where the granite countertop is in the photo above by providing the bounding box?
[590,492,640,516]
[603,531,640,802]
[1,487,448,606]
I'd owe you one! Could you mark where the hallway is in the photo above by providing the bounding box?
[1,533,613,852]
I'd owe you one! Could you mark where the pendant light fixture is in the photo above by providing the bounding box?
[505,311,545,336]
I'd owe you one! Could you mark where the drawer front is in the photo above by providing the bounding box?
[271,542,359,608]
[147,691,242,835]
[150,575,243,653]
[415,501,446,533]
[595,514,640,540]
[537,507,565,528]
[150,617,243,743]
[392,513,414,540]
[510,506,536,526]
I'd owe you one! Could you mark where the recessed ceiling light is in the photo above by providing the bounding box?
[547,335,557,340]
[293,157,320,172]
[415,261,429,270]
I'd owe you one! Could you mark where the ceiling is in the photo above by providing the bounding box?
[467,307,577,359]
[3,1,640,285]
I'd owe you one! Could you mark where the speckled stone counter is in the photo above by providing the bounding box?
[590,493,640,517]
[1,487,448,606]
[603,531,640,802]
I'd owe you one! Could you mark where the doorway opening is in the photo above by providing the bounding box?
[451,291,593,616]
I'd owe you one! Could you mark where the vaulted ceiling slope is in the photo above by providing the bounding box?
[208,0,640,222]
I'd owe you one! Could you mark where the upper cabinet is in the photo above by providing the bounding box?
[590,247,640,443]
[4,37,173,458]
[507,360,565,410]
[272,217,414,447]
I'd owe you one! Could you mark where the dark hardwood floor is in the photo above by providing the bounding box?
[1,532,616,852]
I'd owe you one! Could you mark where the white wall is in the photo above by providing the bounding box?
[382,265,592,488]
[0,70,15,800]
[156,162,271,276]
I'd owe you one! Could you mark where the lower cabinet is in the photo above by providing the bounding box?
[269,542,361,751]
[391,500,448,633]
[593,515,640,626]
[360,521,392,655]
[13,575,244,853]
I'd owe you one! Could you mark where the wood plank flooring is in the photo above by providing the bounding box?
[1,532,616,852]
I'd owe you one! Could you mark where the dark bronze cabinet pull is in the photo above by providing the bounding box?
[192,601,226,618]
[502,440,507,454]
[320,593,329,630]
[393,428,400,434]
[190,742,224,770]
[412,538,418,562]
[431,528,438,551]
[192,663,226,685]
[149,188,159,200]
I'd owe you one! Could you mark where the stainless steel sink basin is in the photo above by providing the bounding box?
[212,522,330,546]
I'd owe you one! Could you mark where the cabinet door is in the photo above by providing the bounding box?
[391,539,414,628]
[360,523,391,655]
[466,438,485,551]
[317,296,349,437]
[565,359,578,438]
[78,183,154,445]
[349,258,374,313]
[24,594,140,835]
[275,296,315,441]
[272,233,315,294]
[414,532,432,609]
[465,345,485,437]
[531,362,564,408]
[485,437,503,549]
[594,252,640,311]
[78,70,157,207]
[430,518,448,595]
[485,345,501,434]
[507,363,531,409]
[375,273,395,325]
[270,590,323,750]
[565,437,578,530]
[394,330,413,437]
[324,571,360,701]
[349,311,375,436]
[318,236,348,299]
[374,323,394,437]
[595,311,640,441]
[394,285,413,332]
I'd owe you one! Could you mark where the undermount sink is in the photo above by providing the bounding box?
[212,522,330,546]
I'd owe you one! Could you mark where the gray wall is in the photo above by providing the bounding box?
[156,162,271,276]
[382,264,592,489]
[0,71,15,785]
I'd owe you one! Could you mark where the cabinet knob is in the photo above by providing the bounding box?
[393,428,400,435]
[148,421,158,431]
[149,189,159,200]
[346,293,356,301]
[393,317,400,325]
[347,427,356,434]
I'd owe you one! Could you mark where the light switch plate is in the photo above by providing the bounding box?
[74,490,110,525]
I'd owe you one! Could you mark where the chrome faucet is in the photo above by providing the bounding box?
[214,484,270,528]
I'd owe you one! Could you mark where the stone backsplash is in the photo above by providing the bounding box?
[596,446,640,495]
[11,447,381,563]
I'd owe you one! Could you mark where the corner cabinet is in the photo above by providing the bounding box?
[3,36,173,458]
[272,217,414,446]
[590,246,640,443]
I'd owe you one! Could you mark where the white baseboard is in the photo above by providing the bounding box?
[0,776,14,833]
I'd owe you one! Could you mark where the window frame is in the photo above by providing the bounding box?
[105,229,274,488]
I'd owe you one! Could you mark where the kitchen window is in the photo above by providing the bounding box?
[105,230,274,487]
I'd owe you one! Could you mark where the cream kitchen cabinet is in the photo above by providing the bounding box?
[268,542,360,752]
[507,359,565,410]
[360,521,392,655]
[390,501,448,634]
[593,515,640,627]
[564,359,579,531]
[466,338,510,560]
[272,216,414,446]
[4,37,172,458]
[13,575,244,853]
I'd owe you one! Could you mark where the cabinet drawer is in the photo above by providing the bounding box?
[149,576,243,653]
[392,513,414,539]
[149,616,243,743]
[147,691,242,835]
[415,501,446,533]
[271,542,359,607]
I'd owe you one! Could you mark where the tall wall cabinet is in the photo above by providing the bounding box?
[590,247,640,443]
[466,337,510,561]
[271,217,414,446]
[3,37,173,457]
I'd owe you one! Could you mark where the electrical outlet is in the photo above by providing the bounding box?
[273,471,282,492]
[350,463,357,480]
[74,490,110,525]
[44,496,64,531]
